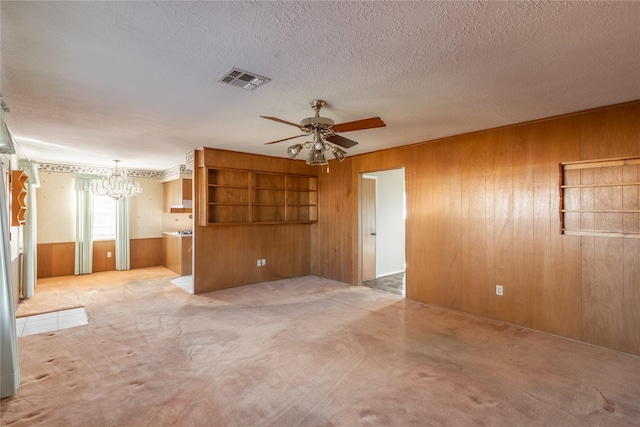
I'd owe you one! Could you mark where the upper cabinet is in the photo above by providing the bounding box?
[11,170,28,226]
[163,178,193,213]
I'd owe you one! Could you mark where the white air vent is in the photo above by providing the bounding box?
[218,68,270,91]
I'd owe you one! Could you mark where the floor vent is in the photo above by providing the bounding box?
[218,68,270,91]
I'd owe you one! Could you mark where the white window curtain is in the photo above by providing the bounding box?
[74,174,94,275]
[115,197,130,271]
[1,165,20,398]
[18,159,39,299]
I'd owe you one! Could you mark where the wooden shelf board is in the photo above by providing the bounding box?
[562,182,640,189]
[563,229,640,238]
[562,209,640,214]
[205,220,318,226]
[208,184,249,189]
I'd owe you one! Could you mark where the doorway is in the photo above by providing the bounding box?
[359,168,405,296]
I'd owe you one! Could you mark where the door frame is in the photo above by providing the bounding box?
[360,175,377,282]
[358,168,406,287]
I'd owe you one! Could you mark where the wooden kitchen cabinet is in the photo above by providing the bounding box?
[163,178,193,213]
[163,233,192,275]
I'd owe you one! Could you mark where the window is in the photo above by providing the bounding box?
[93,195,116,240]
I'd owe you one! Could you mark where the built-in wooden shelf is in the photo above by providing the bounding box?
[199,168,317,226]
[559,156,640,238]
[11,170,28,226]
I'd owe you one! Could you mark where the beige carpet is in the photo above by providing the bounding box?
[1,267,639,426]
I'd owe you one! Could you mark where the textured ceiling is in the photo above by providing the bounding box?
[1,1,639,171]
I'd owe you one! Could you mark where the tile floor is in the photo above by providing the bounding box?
[170,275,194,294]
[362,271,406,296]
[15,307,88,337]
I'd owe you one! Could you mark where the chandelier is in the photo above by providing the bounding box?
[91,160,143,200]
[287,130,347,166]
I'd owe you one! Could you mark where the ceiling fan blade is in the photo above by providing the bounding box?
[264,134,307,145]
[260,116,302,128]
[326,134,359,149]
[332,117,386,133]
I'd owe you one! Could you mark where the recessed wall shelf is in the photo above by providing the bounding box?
[559,156,640,238]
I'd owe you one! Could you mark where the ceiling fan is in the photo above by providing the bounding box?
[261,99,385,165]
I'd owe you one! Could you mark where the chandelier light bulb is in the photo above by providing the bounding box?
[91,160,143,200]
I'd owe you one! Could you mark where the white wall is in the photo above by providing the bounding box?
[369,168,405,277]
[161,212,193,233]
[129,177,163,239]
[36,171,165,242]
[36,172,75,243]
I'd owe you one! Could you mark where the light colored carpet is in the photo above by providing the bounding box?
[1,267,639,426]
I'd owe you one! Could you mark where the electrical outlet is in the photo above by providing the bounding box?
[496,285,503,296]
[107,252,112,258]
[257,259,261,267]
[261,259,266,266]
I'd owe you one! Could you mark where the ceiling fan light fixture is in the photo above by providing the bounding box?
[332,146,347,162]
[287,143,303,159]
[306,149,328,166]
[262,99,384,165]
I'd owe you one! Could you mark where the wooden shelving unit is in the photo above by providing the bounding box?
[199,168,317,226]
[285,175,318,223]
[11,170,28,226]
[559,156,640,238]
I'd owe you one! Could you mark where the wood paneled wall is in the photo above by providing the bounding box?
[93,240,116,272]
[37,238,164,278]
[194,224,311,293]
[312,100,640,356]
[130,238,163,269]
[37,242,75,278]
[193,148,318,294]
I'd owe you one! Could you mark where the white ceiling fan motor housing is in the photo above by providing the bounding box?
[300,116,334,131]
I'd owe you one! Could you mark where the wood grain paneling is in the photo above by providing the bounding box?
[163,234,181,274]
[131,238,163,269]
[37,242,75,278]
[38,238,163,278]
[93,240,116,273]
[198,147,318,176]
[309,159,352,282]
[194,224,310,293]
[623,238,640,354]
[194,148,317,294]
[622,165,640,353]
[163,235,191,276]
[539,119,582,339]
[313,100,640,356]
[459,136,488,317]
